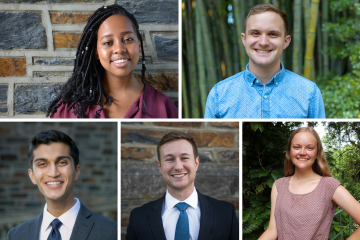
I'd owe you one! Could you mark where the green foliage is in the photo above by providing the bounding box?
[318,0,360,118]
[242,122,301,239]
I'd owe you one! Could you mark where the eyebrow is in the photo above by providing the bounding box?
[33,155,72,163]
[100,31,135,40]
[163,153,191,158]
[248,29,282,34]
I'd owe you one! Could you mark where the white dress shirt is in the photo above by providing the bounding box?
[39,198,81,240]
[161,187,201,240]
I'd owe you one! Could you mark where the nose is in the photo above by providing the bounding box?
[174,158,183,171]
[258,34,269,46]
[47,163,60,178]
[114,40,126,54]
[299,148,306,155]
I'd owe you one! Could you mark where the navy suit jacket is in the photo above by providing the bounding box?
[126,192,239,240]
[7,203,117,240]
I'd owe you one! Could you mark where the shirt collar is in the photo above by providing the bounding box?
[244,62,285,86]
[42,198,81,231]
[165,187,198,210]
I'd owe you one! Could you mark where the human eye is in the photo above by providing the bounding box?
[165,158,174,162]
[251,32,259,36]
[123,37,134,43]
[37,162,46,167]
[102,40,112,46]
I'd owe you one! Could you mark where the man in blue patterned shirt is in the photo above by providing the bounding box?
[204,4,325,118]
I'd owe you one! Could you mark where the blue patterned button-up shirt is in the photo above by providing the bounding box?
[204,63,325,118]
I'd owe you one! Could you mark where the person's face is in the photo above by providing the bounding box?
[28,143,80,203]
[96,14,141,80]
[241,11,291,69]
[290,132,318,171]
[157,139,199,194]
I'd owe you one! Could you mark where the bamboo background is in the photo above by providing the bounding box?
[182,0,360,118]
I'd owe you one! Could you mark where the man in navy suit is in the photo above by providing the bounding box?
[126,131,239,240]
[7,130,117,240]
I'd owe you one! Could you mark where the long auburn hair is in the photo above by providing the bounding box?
[46,4,147,118]
[284,127,332,177]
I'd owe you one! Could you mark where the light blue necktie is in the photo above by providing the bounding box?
[175,202,189,240]
[47,218,62,240]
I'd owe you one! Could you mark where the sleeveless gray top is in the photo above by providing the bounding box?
[274,176,341,240]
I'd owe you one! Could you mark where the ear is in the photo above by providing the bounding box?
[157,160,162,174]
[138,39,141,52]
[283,35,291,49]
[241,33,246,47]
[195,156,199,171]
[74,165,81,181]
[95,51,99,60]
[28,168,37,185]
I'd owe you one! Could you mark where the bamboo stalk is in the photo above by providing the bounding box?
[217,0,232,77]
[303,0,320,80]
[322,0,329,76]
[233,0,247,70]
[293,0,302,74]
[197,0,217,88]
[316,11,322,78]
[195,0,208,116]
[184,0,199,117]
[182,58,189,118]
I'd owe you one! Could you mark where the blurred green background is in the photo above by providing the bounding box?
[182,0,360,118]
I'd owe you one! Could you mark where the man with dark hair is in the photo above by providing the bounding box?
[8,130,117,240]
[126,131,239,240]
[205,3,325,119]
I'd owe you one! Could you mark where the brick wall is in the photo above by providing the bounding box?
[0,122,117,239]
[0,0,178,118]
[121,122,239,238]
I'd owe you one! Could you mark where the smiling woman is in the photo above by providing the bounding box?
[258,127,360,240]
[47,4,178,118]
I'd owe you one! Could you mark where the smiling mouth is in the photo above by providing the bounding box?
[112,59,129,63]
[255,49,272,53]
[297,158,309,161]
[172,174,186,178]
[46,181,62,186]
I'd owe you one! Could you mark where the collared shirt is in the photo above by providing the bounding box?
[39,198,81,240]
[161,188,201,240]
[204,62,326,118]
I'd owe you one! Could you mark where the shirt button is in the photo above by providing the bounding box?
[264,95,267,98]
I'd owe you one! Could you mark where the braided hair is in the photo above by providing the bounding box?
[47,4,147,118]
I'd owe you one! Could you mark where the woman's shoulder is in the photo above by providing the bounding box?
[322,176,342,186]
[144,84,178,118]
[50,101,103,118]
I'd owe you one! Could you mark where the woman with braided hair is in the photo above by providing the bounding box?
[47,4,178,118]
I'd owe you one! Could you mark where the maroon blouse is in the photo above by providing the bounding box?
[50,84,178,118]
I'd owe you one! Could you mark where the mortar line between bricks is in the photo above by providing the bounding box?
[7,81,14,117]
[43,6,55,53]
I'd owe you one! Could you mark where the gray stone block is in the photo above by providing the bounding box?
[14,84,63,113]
[0,0,105,2]
[0,12,46,50]
[0,85,8,113]
[117,0,178,24]
[34,57,75,66]
[154,35,178,61]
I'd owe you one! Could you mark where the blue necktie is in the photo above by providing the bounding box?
[47,218,62,240]
[175,202,189,240]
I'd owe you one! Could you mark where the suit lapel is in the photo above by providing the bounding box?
[148,195,167,240]
[197,192,213,240]
[69,203,94,240]
[27,212,43,240]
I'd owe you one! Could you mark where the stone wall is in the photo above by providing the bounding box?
[0,122,117,240]
[0,0,178,118]
[121,122,239,239]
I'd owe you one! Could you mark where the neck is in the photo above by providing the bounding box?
[102,71,143,97]
[168,185,195,201]
[292,167,319,180]
[248,60,281,85]
[45,196,76,218]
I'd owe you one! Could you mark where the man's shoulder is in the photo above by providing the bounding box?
[130,197,163,216]
[8,214,41,238]
[199,192,235,211]
[213,71,245,90]
[284,70,318,87]
[80,204,117,228]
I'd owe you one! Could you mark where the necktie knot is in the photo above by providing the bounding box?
[48,219,62,240]
[51,219,62,229]
[176,202,188,212]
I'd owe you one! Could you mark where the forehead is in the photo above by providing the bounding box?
[97,14,136,37]
[160,139,194,157]
[246,11,285,33]
[292,132,317,144]
[33,142,71,159]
